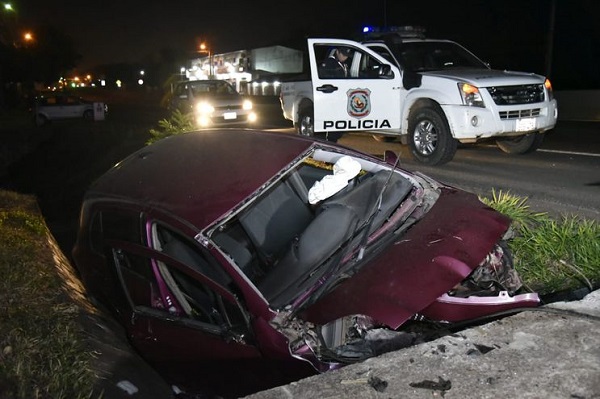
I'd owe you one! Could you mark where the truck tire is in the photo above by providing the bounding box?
[496,133,544,154]
[408,106,457,165]
[297,108,314,136]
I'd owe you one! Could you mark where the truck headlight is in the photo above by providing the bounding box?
[458,83,485,107]
[196,102,214,114]
[243,99,253,110]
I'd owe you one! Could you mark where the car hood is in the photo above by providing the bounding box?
[422,68,545,87]
[300,187,510,329]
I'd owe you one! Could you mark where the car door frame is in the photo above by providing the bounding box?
[105,237,257,345]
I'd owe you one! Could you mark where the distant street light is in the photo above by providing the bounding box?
[199,42,213,77]
[23,31,32,42]
[1,2,17,47]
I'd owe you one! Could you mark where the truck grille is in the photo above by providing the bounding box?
[487,84,545,105]
[216,105,243,111]
[499,108,541,119]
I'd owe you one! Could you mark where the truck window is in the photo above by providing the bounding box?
[315,44,353,79]
[357,53,386,78]
[314,43,386,80]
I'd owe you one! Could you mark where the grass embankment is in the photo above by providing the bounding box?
[0,191,97,399]
[481,189,600,295]
[0,188,598,398]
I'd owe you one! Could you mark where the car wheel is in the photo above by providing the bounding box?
[408,106,457,165]
[496,132,544,154]
[297,107,314,136]
[83,110,94,120]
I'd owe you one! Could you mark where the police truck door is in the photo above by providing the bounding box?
[308,38,401,134]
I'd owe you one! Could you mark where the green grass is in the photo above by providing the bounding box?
[481,189,600,294]
[0,191,98,399]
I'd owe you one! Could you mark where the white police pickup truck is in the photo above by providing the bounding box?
[280,30,558,165]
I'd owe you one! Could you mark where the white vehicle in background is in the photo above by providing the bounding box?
[280,27,558,165]
[168,79,257,127]
[33,93,107,126]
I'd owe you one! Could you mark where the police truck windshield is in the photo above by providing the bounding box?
[390,41,489,72]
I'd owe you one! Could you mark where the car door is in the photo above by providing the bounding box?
[102,216,307,396]
[64,96,84,118]
[308,38,402,133]
[42,96,62,119]
[104,238,271,393]
[52,96,71,118]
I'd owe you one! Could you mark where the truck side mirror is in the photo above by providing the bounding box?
[378,64,394,79]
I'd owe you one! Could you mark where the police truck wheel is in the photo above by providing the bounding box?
[408,107,457,165]
[496,132,544,154]
[297,108,314,136]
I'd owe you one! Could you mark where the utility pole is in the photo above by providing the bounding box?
[383,0,387,28]
[545,0,556,77]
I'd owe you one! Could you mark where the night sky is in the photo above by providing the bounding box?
[18,0,600,89]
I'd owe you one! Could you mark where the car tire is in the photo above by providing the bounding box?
[83,110,94,120]
[408,106,457,165]
[297,107,314,136]
[496,132,544,154]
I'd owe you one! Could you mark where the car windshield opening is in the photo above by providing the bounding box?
[211,150,414,308]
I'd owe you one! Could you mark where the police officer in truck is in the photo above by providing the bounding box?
[320,47,351,78]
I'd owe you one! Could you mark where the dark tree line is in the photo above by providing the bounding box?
[0,24,80,108]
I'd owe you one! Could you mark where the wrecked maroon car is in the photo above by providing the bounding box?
[72,129,539,397]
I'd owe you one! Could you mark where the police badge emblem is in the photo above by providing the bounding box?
[347,88,371,118]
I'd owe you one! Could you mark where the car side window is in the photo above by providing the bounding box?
[89,209,143,255]
[112,247,236,327]
[112,248,163,309]
[93,210,249,333]
[149,224,248,330]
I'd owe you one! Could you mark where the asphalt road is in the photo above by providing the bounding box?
[4,88,600,261]
[271,119,600,222]
[334,124,600,222]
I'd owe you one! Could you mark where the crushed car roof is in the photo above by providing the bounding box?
[87,130,315,229]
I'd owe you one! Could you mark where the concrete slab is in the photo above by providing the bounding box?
[246,291,600,399]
